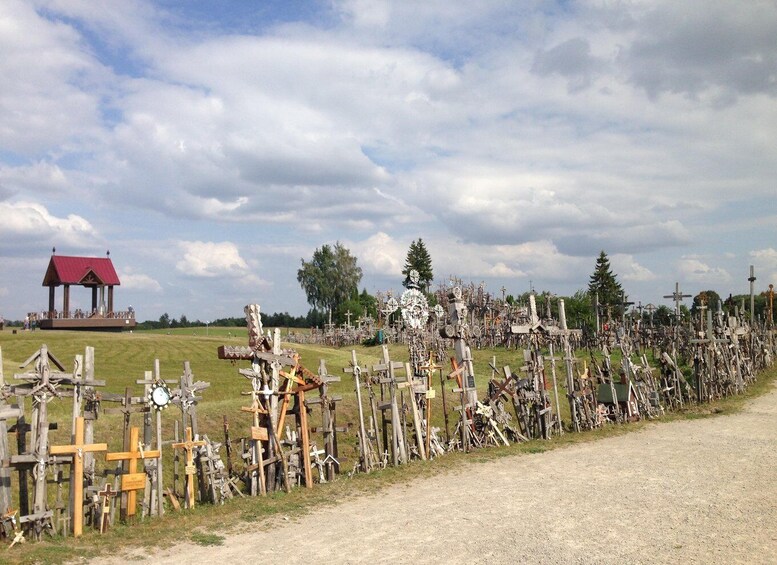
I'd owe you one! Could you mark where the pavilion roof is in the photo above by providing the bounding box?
[42,255,121,286]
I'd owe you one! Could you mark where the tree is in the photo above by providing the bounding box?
[402,239,433,292]
[297,242,363,323]
[159,313,170,328]
[692,290,722,316]
[587,250,623,317]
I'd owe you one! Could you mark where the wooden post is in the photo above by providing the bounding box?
[49,417,107,537]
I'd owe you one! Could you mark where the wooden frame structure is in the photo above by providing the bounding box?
[38,252,135,331]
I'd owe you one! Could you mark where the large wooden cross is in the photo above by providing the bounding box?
[172,426,205,508]
[105,426,160,518]
[49,417,107,537]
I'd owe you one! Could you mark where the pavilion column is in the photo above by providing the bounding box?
[63,284,70,317]
[91,287,98,313]
[107,286,114,314]
[48,286,55,315]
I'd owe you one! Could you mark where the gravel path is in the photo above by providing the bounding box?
[101,381,777,564]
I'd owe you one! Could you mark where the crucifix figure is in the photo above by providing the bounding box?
[49,417,107,537]
[172,427,206,509]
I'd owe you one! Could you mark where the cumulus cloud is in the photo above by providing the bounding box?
[676,257,731,285]
[350,232,404,277]
[1,2,775,318]
[0,201,96,250]
[118,270,162,292]
[610,254,657,282]
[176,241,249,278]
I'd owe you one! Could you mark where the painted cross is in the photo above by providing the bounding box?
[105,426,160,518]
[171,427,206,509]
[49,417,107,537]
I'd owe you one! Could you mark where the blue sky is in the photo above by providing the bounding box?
[1,0,776,322]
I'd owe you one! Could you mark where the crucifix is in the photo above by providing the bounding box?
[103,387,150,520]
[171,426,206,509]
[417,353,441,458]
[105,426,160,519]
[690,309,729,402]
[344,351,373,473]
[663,282,692,324]
[239,371,268,496]
[11,345,77,540]
[372,346,407,466]
[304,359,342,481]
[172,361,210,501]
[49,417,107,537]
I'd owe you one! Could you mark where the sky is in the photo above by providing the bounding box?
[1,0,776,322]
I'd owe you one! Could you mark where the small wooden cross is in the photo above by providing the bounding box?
[105,426,160,518]
[49,417,108,537]
[171,427,205,508]
[97,483,117,533]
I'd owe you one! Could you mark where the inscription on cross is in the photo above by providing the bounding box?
[105,426,160,519]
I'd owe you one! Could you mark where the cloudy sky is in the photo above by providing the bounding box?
[1,0,776,322]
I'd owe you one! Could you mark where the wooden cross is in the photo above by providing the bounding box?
[105,426,160,518]
[171,427,205,508]
[417,353,441,458]
[49,417,107,537]
[97,483,117,533]
[663,282,692,322]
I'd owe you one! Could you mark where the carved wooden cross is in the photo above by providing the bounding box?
[49,417,107,537]
[105,426,160,518]
[172,427,205,508]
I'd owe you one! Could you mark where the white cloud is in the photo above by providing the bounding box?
[119,271,162,293]
[176,241,250,278]
[611,254,657,282]
[0,201,96,248]
[350,232,404,277]
[676,257,731,285]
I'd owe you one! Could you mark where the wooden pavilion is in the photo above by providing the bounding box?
[38,251,136,331]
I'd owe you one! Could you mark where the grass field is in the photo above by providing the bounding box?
[0,327,773,564]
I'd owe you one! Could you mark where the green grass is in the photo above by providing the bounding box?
[0,327,774,564]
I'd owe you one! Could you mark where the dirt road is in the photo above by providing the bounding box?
[103,383,777,564]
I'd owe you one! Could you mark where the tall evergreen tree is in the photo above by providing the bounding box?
[402,238,434,291]
[587,250,623,312]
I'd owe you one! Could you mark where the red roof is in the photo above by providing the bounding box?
[42,255,121,286]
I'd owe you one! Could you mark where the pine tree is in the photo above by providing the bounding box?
[587,250,623,310]
[402,239,434,291]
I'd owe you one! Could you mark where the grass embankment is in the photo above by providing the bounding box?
[0,328,774,564]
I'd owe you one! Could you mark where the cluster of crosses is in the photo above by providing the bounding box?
[0,344,217,542]
[1,275,772,545]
